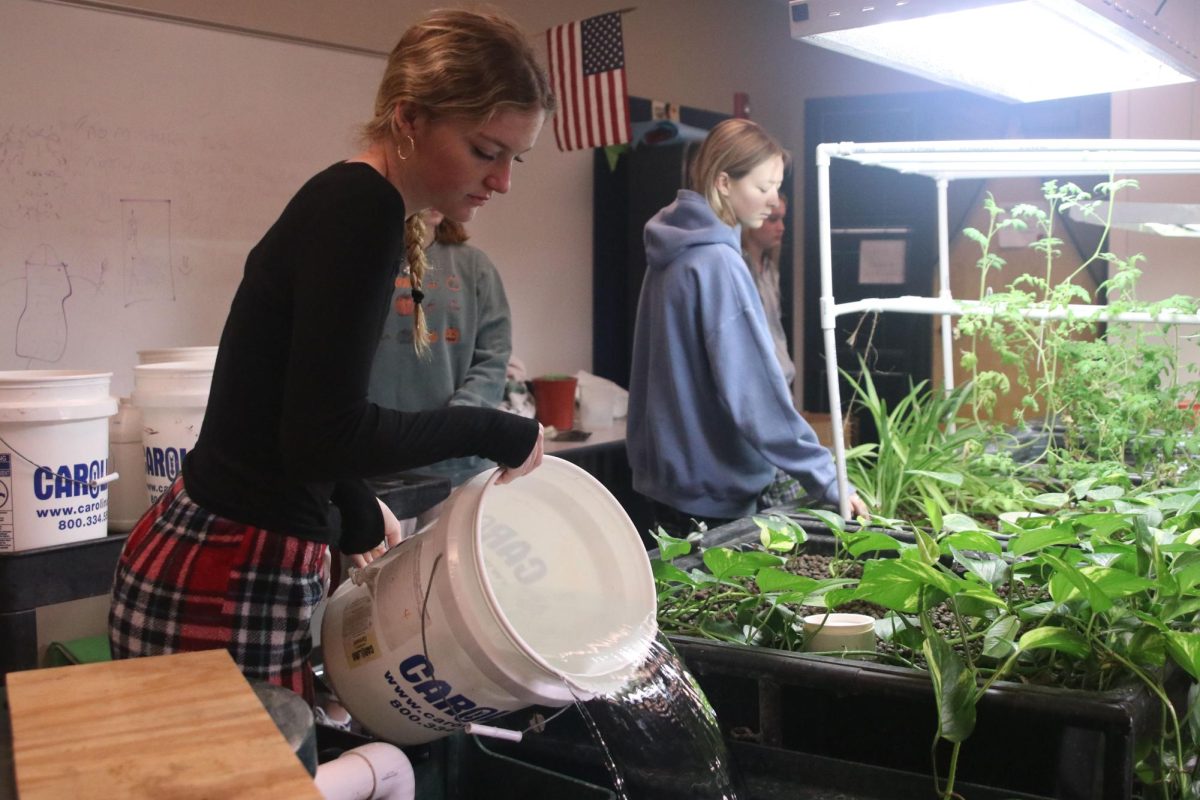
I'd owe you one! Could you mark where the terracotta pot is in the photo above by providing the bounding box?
[532,375,577,431]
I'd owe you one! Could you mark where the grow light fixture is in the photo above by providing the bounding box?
[789,0,1200,103]
[1066,201,1200,236]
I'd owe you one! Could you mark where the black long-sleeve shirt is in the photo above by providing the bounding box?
[184,162,537,552]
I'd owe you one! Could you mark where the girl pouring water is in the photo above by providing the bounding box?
[109,8,554,704]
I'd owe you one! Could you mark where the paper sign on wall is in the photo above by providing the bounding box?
[858,239,907,285]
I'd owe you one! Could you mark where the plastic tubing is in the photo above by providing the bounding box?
[465,722,524,743]
[313,742,415,800]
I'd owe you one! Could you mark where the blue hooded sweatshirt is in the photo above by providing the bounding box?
[626,190,842,519]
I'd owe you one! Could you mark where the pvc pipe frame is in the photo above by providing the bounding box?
[314,742,415,800]
[814,141,1200,519]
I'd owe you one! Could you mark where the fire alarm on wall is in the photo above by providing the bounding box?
[734,92,750,119]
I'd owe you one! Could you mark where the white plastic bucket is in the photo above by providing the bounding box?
[131,361,213,504]
[107,396,150,532]
[0,371,118,552]
[136,346,218,366]
[321,456,657,745]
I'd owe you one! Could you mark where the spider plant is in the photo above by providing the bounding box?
[841,363,1029,523]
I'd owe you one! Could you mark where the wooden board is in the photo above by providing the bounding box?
[7,649,321,799]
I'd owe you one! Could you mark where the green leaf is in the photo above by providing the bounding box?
[908,469,964,487]
[844,531,905,558]
[651,560,696,586]
[1071,477,1098,498]
[803,508,846,533]
[1018,600,1061,620]
[650,529,692,561]
[852,559,959,613]
[1018,627,1090,659]
[1165,631,1200,681]
[941,513,989,534]
[963,227,989,247]
[697,618,749,643]
[981,615,1020,659]
[1071,512,1132,539]
[1085,484,1126,502]
[1043,552,1113,613]
[1159,597,1200,624]
[1080,565,1155,600]
[952,550,1009,593]
[915,528,941,565]
[755,567,820,594]
[944,530,1003,556]
[1008,525,1079,556]
[957,583,1008,611]
[702,547,784,580]
[754,515,807,552]
[1030,492,1070,509]
[1170,552,1200,593]
[923,631,977,743]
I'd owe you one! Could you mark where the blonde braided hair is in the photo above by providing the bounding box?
[404,213,431,357]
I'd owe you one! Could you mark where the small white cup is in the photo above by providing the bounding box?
[579,382,616,431]
[801,612,876,656]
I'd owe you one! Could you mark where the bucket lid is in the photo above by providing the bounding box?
[132,361,213,406]
[802,612,876,634]
[0,371,118,422]
[137,346,218,365]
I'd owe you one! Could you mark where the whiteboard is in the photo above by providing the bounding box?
[0,0,385,396]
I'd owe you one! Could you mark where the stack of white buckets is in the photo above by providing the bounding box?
[0,348,215,552]
[108,347,217,532]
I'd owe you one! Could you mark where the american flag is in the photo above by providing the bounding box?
[546,12,632,152]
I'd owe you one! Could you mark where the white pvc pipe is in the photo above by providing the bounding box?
[815,147,852,520]
[828,296,1200,326]
[314,742,415,800]
[465,723,524,743]
[936,179,955,400]
[820,139,1200,180]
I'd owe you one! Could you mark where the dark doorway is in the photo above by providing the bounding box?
[802,90,1110,441]
[592,98,731,389]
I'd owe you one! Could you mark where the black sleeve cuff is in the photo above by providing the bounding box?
[331,479,384,555]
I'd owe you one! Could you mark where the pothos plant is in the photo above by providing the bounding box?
[955,177,1200,482]
[652,489,1200,800]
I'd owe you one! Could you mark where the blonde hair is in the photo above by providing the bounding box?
[434,217,469,245]
[364,7,555,355]
[690,119,791,227]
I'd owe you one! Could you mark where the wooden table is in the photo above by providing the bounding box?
[7,649,320,799]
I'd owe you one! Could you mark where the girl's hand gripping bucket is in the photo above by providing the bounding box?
[320,456,657,745]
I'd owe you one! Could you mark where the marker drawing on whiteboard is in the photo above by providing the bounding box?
[15,244,72,363]
[121,198,174,306]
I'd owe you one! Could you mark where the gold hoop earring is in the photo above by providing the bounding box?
[396,135,415,161]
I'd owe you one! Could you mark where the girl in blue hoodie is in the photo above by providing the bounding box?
[627,119,868,535]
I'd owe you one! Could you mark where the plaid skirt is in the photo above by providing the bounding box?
[109,477,327,704]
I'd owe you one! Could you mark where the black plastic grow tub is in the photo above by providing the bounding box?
[656,514,1176,800]
[480,701,1051,800]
